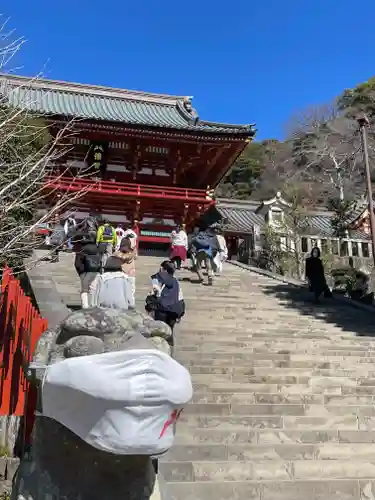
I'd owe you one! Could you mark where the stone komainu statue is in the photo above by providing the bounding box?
[12,307,178,500]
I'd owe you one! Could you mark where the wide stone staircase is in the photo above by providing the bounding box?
[33,252,375,500]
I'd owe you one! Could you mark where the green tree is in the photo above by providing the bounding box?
[328,198,357,238]
[338,77,375,118]
[258,187,310,278]
[327,197,358,257]
[279,186,310,278]
[217,141,266,198]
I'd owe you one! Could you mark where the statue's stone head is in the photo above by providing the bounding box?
[43,307,172,363]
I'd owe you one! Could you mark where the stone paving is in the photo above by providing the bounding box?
[33,251,375,500]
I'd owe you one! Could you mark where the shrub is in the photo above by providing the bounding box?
[331,266,369,297]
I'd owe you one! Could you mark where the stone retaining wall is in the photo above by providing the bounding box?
[24,253,71,329]
[0,456,19,496]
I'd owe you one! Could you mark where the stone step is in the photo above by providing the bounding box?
[197,382,375,397]
[175,428,375,445]
[180,358,375,370]
[164,479,367,500]
[189,373,369,386]
[159,458,375,481]
[176,351,375,363]
[190,392,375,406]
[180,414,360,430]
[184,402,375,418]
[187,365,375,379]
[162,442,375,461]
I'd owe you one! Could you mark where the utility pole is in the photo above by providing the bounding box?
[357,114,375,265]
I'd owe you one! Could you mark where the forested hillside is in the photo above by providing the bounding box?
[218,78,375,207]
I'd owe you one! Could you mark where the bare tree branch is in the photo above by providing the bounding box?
[0,21,94,269]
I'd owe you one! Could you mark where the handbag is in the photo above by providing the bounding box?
[145,293,162,312]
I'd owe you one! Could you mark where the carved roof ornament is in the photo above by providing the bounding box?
[182,96,199,124]
[255,192,291,215]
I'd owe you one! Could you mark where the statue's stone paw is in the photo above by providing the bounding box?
[64,336,105,358]
[147,321,172,340]
[149,336,171,356]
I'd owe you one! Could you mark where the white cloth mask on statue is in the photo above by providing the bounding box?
[41,348,193,455]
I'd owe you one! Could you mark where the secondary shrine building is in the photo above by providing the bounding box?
[1,75,255,248]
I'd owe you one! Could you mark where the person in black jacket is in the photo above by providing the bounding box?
[305,246,330,304]
[49,220,66,263]
[145,260,185,348]
[76,214,99,242]
[74,234,103,308]
[187,226,199,270]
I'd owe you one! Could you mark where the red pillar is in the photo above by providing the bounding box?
[133,220,140,251]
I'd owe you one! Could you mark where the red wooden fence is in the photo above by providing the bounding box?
[0,266,48,416]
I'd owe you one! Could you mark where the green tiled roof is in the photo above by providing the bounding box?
[0,75,255,136]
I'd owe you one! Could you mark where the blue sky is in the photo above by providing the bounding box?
[4,0,375,140]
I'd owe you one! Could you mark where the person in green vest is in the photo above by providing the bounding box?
[96,220,116,266]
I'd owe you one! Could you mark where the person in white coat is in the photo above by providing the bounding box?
[213,228,228,274]
[123,225,138,251]
[90,255,135,309]
[64,215,77,250]
[115,225,125,251]
[170,225,188,270]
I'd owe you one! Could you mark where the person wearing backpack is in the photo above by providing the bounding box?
[80,213,99,241]
[114,238,137,302]
[145,260,185,350]
[74,234,103,308]
[63,214,77,250]
[96,219,116,266]
[192,226,220,286]
[49,219,66,263]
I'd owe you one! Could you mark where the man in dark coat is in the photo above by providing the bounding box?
[187,226,199,270]
[74,234,103,308]
[49,220,66,263]
[75,214,99,242]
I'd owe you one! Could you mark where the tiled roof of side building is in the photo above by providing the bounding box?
[308,214,371,241]
[0,74,256,136]
[215,200,372,241]
[217,206,264,233]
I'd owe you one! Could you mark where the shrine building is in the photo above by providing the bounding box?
[0,74,255,248]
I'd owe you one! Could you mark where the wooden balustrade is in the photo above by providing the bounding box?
[44,176,213,204]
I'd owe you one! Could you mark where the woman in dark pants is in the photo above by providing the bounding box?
[305,246,330,303]
[146,260,185,348]
[154,310,177,344]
